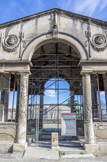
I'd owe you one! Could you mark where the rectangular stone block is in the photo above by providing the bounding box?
[84,144,99,154]
[94,122,107,142]
[51,132,58,149]
[13,143,27,152]
[0,142,13,153]
[84,143,107,155]
[0,122,16,141]
[98,143,107,155]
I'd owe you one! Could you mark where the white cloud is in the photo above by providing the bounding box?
[45,90,56,97]
[100,91,105,96]
[99,0,107,11]
[57,0,104,17]
[74,0,100,16]
[58,0,73,11]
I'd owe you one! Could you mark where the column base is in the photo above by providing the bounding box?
[84,144,99,154]
[12,143,27,152]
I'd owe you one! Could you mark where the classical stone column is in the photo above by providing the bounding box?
[103,74,107,113]
[82,73,95,144]
[16,73,29,145]
[71,90,75,112]
[1,90,8,121]
[91,76,98,118]
[15,78,20,123]
[39,92,44,130]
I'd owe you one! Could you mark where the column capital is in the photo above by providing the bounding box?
[81,70,92,75]
[19,72,30,75]
[82,73,91,80]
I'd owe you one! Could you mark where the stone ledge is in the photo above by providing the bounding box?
[0,142,13,153]
[98,143,107,155]
[0,122,17,125]
[12,143,27,152]
[0,123,16,142]
[84,143,107,155]
[84,144,99,154]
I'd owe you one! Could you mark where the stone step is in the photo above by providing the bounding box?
[58,146,85,155]
[61,150,86,155]
[61,153,95,159]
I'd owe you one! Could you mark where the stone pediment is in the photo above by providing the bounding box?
[0,8,107,67]
[0,8,107,28]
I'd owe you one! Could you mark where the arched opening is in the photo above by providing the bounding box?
[43,78,71,129]
[27,41,84,147]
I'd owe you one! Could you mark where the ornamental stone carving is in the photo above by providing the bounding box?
[3,35,19,52]
[84,105,93,123]
[91,34,107,51]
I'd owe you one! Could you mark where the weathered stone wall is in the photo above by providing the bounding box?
[94,122,107,142]
[0,8,106,62]
[0,122,16,142]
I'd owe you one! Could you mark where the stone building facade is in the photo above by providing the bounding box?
[0,8,107,154]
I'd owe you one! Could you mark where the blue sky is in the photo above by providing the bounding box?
[44,79,70,105]
[28,79,71,106]
[0,0,107,24]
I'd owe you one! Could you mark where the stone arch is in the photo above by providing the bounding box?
[21,32,88,60]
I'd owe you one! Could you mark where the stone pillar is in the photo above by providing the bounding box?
[91,76,98,119]
[92,86,97,108]
[0,104,4,122]
[1,90,8,121]
[82,73,95,144]
[51,132,59,149]
[15,78,20,123]
[39,92,44,129]
[103,74,107,113]
[15,73,29,151]
[71,90,75,112]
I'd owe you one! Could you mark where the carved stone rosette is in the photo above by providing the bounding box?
[2,34,19,52]
[91,34,107,51]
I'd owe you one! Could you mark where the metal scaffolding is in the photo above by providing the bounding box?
[26,42,107,147]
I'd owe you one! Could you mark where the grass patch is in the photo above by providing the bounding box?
[59,151,65,158]
[80,152,85,155]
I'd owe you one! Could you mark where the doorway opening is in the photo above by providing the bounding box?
[27,41,83,148]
